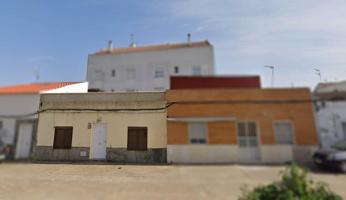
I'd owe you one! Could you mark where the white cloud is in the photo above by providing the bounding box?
[163,0,346,88]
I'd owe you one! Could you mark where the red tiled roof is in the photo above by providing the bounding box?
[0,82,79,94]
[92,40,211,55]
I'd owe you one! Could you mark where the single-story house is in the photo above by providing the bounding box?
[166,88,319,165]
[0,82,88,160]
[34,92,167,163]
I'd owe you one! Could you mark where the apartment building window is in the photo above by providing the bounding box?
[237,122,258,147]
[126,68,136,80]
[174,66,179,74]
[154,68,164,78]
[188,122,207,144]
[93,69,105,81]
[342,122,346,138]
[154,87,165,91]
[111,69,116,77]
[127,127,147,151]
[274,121,294,144]
[53,127,73,149]
[192,65,202,75]
[126,88,136,92]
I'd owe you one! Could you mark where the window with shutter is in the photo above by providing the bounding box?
[127,127,147,151]
[154,68,164,78]
[174,66,179,74]
[53,127,73,149]
[342,122,346,138]
[192,65,202,75]
[188,122,207,144]
[274,121,294,144]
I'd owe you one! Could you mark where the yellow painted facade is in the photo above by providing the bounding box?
[37,111,167,148]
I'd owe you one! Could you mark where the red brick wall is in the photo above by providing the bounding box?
[170,76,261,89]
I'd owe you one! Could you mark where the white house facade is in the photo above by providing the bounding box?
[314,81,346,148]
[86,39,215,92]
[0,82,88,160]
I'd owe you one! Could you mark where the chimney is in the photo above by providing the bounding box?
[129,34,137,48]
[187,33,191,44]
[108,40,113,51]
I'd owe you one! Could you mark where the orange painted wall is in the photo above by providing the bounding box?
[166,88,318,146]
[208,122,237,144]
[167,122,188,144]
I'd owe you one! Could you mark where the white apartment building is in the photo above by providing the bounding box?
[86,36,215,92]
[314,81,346,147]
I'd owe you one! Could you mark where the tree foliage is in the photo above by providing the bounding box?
[239,164,342,200]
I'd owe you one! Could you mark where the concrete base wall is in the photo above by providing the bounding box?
[34,146,166,163]
[34,145,317,165]
[261,145,293,164]
[107,148,166,163]
[168,145,318,165]
[34,146,90,161]
[168,145,238,163]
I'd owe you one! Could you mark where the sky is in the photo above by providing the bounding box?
[0,0,346,88]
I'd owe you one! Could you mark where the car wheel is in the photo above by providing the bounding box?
[339,162,346,173]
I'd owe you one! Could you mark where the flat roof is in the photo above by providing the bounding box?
[91,40,211,55]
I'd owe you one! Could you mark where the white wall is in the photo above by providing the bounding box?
[41,82,89,93]
[0,118,16,144]
[316,102,346,147]
[0,94,38,145]
[167,145,238,163]
[87,46,215,92]
[0,82,89,145]
[261,145,293,163]
[0,94,40,116]
[167,145,298,164]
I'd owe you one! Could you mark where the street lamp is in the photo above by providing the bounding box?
[314,68,322,82]
[264,65,275,87]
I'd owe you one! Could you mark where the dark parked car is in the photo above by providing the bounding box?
[313,140,346,172]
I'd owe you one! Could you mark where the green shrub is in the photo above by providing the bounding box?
[239,164,342,200]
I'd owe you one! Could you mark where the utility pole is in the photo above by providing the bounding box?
[264,65,275,87]
[314,68,322,82]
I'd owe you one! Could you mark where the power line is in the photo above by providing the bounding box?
[0,98,345,119]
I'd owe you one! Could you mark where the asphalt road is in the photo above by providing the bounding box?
[0,163,345,200]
